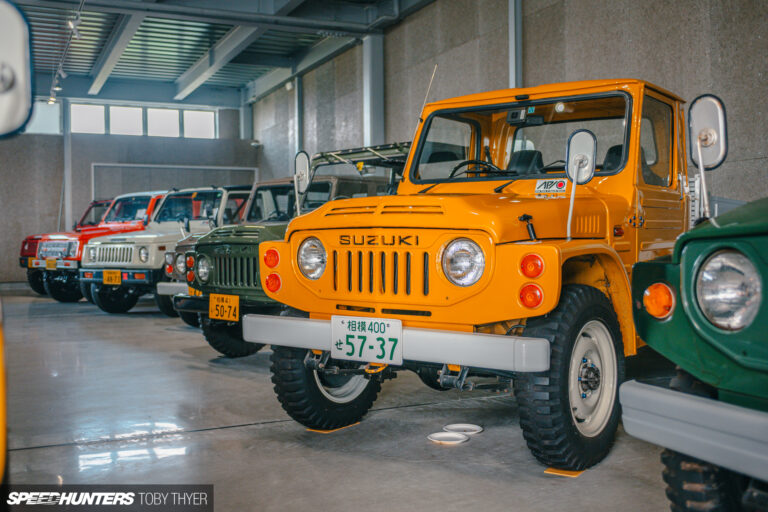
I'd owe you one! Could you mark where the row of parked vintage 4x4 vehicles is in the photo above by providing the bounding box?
[20,80,767,511]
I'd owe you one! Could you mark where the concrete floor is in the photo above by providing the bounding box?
[2,287,673,511]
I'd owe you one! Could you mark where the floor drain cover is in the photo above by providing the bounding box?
[427,431,469,445]
[443,423,483,435]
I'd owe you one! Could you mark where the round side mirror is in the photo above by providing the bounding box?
[689,94,727,171]
[0,0,33,137]
[294,151,311,194]
[565,129,597,185]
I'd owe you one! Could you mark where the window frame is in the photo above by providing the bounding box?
[639,93,675,188]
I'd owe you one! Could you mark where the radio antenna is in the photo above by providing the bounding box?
[411,64,437,141]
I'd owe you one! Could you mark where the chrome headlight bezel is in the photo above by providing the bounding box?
[441,238,485,287]
[297,237,326,280]
[197,255,211,283]
[174,253,186,275]
[164,252,174,266]
[695,249,762,331]
[138,246,149,263]
[67,241,79,257]
[88,246,96,261]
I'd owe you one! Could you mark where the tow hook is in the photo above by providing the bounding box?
[439,365,473,391]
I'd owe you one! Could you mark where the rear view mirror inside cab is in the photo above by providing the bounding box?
[0,0,33,137]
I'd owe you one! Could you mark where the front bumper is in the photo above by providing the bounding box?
[242,314,550,372]
[173,294,208,315]
[620,380,768,481]
[79,268,161,286]
[157,281,191,296]
[21,257,79,271]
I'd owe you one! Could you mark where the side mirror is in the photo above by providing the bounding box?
[565,129,597,185]
[0,1,33,137]
[689,94,727,170]
[142,215,149,226]
[294,151,311,194]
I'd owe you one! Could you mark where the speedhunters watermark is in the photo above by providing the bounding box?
[2,485,213,511]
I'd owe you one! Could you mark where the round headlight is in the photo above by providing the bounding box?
[696,250,762,330]
[442,238,485,287]
[88,247,96,261]
[197,256,211,283]
[139,246,149,263]
[297,237,326,280]
[174,253,186,275]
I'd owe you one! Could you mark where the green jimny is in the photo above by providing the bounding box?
[174,142,410,358]
[621,97,767,511]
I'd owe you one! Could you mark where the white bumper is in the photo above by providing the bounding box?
[156,281,190,296]
[242,314,550,372]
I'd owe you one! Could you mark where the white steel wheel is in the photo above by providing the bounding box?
[313,371,371,404]
[568,320,617,437]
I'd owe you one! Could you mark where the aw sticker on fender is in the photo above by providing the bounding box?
[535,179,567,195]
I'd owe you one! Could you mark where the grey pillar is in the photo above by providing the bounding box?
[509,0,523,88]
[362,34,384,146]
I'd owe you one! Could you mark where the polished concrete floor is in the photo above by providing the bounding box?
[2,286,673,511]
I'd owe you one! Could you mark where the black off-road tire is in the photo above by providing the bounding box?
[91,284,139,314]
[79,280,94,304]
[155,292,179,317]
[415,366,448,391]
[27,269,47,295]
[43,271,83,303]
[514,285,625,470]
[270,346,382,430]
[202,318,262,357]
[662,450,747,511]
[179,312,200,328]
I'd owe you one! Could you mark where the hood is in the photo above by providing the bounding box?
[674,197,768,259]
[197,222,289,246]
[87,221,210,245]
[286,192,626,244]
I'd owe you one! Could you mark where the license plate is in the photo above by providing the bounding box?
[331,316,403,366]
[45,258,57,270]
[209,293,239,321]
[188,286,203,297]
[103,270,122,285]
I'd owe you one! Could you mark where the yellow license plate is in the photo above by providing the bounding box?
[45,258,57,270]
[209,293,239,321]
[103,270,122,285]
[188,286,203,297]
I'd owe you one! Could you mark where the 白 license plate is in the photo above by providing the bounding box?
[45,258,57,270]
[330,316,403,366]
[103,270,121,285]
[209,293,239,321]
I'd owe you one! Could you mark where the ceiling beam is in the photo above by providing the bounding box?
[87,14,145,95]
[245,36,359,103]
[173,0,304,100]
[14,0,378,36]
[230,52,294,68]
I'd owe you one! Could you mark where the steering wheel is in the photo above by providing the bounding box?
[449,159,505,178]
[332,195,351,200]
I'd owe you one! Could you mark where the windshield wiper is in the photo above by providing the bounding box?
[418,182,440,194]
[494,176,518,193]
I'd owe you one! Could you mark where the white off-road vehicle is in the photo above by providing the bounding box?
[80,185,251,314]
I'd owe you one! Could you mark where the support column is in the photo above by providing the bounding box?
[508,0,523,89]
[362,34,384,146]
[62,98,73,230]
[293,75,303,154]
[240,88,253,140]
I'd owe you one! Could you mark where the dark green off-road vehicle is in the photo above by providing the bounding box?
[174,143,409,357]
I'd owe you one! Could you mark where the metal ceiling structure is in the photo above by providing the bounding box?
[15,0,435,108]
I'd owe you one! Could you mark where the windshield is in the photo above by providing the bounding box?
[78,200,111,227]
[247,182,332,222]
[102,196,151,223]
[411,94,629,183]
[154,190,223,223]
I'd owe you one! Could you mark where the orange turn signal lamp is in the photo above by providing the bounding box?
[520,284,543,308]
[643,282,675,319]
[165,264,173,275]
[186,255,195,269]
[186,270,195,283]
[264,248,280,268]
[265,273,281,292]
[521,254,544,278]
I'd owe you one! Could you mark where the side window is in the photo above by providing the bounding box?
[640,95,673,187]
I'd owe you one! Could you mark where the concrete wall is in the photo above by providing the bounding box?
[522,0,768,202]
[0,108,257,282]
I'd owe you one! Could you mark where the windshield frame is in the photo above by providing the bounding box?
[77,199,112,227]
[152,189,224,223]
[408,91,633,185]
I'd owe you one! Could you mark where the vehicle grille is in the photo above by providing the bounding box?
[332,249,430,297]
[39,241,74,259]
[93,245,133,264]
[211,255,259,288]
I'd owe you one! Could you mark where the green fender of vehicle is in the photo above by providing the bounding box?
[632,198,768,412]
[192,223,289,304]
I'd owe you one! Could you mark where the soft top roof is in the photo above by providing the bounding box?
[311,142,411,170]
